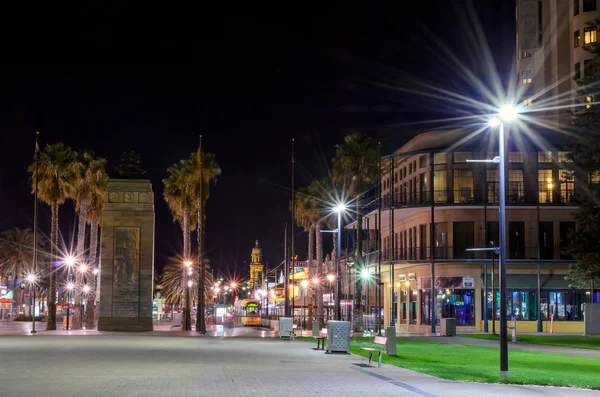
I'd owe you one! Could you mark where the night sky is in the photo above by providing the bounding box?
[0,1,515,277]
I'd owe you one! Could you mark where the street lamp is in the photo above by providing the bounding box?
[333,202,347,321]
[301,280,309,329]
[489,104,518,380]
[26,274,36,334]
[183,261,193,331]
[65,282,75,330]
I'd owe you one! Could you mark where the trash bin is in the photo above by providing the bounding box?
[279,317,293,339]
[312,321,320,337]
[385,326,396,355]
[440,318,456,336]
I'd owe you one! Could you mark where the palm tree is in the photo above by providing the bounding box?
[30,143,76,330]
[160,256,213,310]
[332,133,378,331]
[85,178,108,328]
[71,150,107,330]
[0,228,35,313]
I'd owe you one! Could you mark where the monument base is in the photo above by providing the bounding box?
[98,317,153,332]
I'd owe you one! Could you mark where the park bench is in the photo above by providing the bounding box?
[316,328,327,350]
[360,336,387,368]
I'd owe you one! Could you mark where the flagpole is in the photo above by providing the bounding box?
[31,132,40,334]
[197,135,206,334]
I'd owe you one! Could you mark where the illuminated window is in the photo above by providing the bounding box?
[575,62,581,80]
[509,152,524,163]
[584,26,597,44]
[575,30,581,47]
[419,155,427,168]
[586,94,595,109]
[453,152,473,163]
[521,51,531,58]
[522,98,533,108]
[591,170,600,184]
[538,152,552,163]
[575,0,580,15]
[453,170,474,203]
[560,170,575,203]
[508,169,525,203]
[522,70,532,84]
[487,169,499,204]
[539,169,554,204]
[433,170,447,203]
[434,153,447,165]
[558,151,572,162]
[584,0,596,12]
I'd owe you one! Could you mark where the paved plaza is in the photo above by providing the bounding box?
[1,328,599,397]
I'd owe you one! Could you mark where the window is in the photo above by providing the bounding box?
[575,30,581,47]
[538,151,552,163]
[487,169,499,204]
[584,26,597,44]
[522,98,533,108]
[584,0,596,12]
[508,169,524,203]
[509,152,524,163]
[434,153,446,164]
[409,163,412,175]
[521,51,530,58]
[522,70,532,84]
[453,170,474,203]
[419,224,427,260]
[453,152,473,163]
[433,170,447,203]
[539,222,554,260]
[585,59,595,78]
[560,222,576,259]
[453,222,474,259]
[558,151,572,162]
[575,62,581,80]
[419,155,427,168]
[575,0,580,15]
[586,94,596,109]
[508,222,525,259]
[560,170,575,203]
[591,170,600,184]
[434,222,448,258]
[539,169,554,203]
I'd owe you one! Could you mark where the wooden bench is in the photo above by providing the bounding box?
[316,328,327,350]
[360,336,387,368]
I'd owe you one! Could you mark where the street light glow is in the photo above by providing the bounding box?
[26,274,36,283]
[79,264,88,273]
[83,285,91,294]
[488,117,500,127]
[499,104,518,121]
[214,287,220,293]
[184,260,193,267]
[326,274,335,282]
[361,268,371,279]
[188,280,193,287]
[230,282,237,288]
[312,277,319,285]
[92,268,99,275]
[65,256,76,266]
[333,203,347,213]
[66,282,75,290]
[300,280,308,288]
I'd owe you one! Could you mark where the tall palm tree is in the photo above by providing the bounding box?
[160,256,213,310]
[71,150,107,330]
[30,143,76,330]
[332,133,378,331]
[0,228,35,312]
[85,178,107,328]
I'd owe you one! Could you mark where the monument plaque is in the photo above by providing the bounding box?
[98,179,154,331]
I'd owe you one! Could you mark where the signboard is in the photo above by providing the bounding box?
[462,277,475,288]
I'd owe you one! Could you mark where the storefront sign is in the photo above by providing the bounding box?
[462,277,475,288]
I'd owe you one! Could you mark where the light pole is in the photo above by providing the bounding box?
[333,203,346,321]
[183,261,192,331]
[66,282,74,330]
[26,274,36,333]
[301,280,308,329]
[489,104,518,380]
[326,274,335,320]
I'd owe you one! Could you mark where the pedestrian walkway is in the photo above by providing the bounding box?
[0,334,598,396]
[414,336,600,359]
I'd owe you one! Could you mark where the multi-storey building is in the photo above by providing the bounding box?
[356,129,597,333]
[516,0,600,126]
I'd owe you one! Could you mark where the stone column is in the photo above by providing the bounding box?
[98,179,154,332]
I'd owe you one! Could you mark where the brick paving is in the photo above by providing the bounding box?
[0,332,598,397]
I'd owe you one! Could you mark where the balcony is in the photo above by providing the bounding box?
[379,247,572,262]
[381,189,578,209]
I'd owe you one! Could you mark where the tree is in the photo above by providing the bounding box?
[0,228,35,311]
[30,143,76,330]
[160,256,213,310]
[116,151,146,179]
[71,150,107,330]
[564,23,600,290]
[332,133,378,330]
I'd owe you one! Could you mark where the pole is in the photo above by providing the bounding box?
[291,138,295,321]
[499,121,509,379]
[31,132,39,334]
[491,242,496,335]
[196,135,206,334]
[536,156,542,332]
[284,224,289,316]
[377,142,382,335]
[483,159,488,333]
[336,210,342,321]
[66,289,71,330]
[390,157,395,326]
[429,151,436,333]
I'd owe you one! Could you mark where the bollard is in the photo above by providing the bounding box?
[385,326,396,355]
[511,315,516,342]
[312,321,320,337]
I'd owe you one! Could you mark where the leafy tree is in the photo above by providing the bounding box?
[29,143,77,330]
[0,228,35,309]
[332,132,378,330]
[116,151,146,179]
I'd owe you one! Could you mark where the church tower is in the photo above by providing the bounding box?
[249,240,264,290]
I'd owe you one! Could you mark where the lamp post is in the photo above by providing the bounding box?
[489,104,518,380]
[66,282,74,330]
[301,280,308,329]
[326,274,335,320]
[183,261,192,331]
[333,203,346,321]
[26,274,36,333]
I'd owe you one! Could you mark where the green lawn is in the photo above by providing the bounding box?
[459,334,600,350]
[300,336,600,389]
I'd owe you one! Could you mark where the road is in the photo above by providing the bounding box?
[0,331,598,397]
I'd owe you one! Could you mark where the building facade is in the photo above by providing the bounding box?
[356,130,597,334]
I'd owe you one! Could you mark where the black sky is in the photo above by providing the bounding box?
[0,1,516,277]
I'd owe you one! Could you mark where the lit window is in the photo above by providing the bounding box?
[558,151,573,162]
[509,152,524,163]
[538,152,552,163]
[575,30,581,47]
[508,169,524,203]
[453,152,473,163]
[584,0,596,12]
[560,170,575,203]
[434,153,447,165]
[539,169,554,204]
[584,26,597,44]
[521,51,531,58]
[591,170,600,184]
[522,98,533,108]
[453,170,474,203]
[586,95,595,109]
[433,170,447,203]
[522,70,532,84]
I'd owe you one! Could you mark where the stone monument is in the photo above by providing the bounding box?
[98,179,155,331]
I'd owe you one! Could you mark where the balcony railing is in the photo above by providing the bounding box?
[381,189,578,208]
[380,247,572,262]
